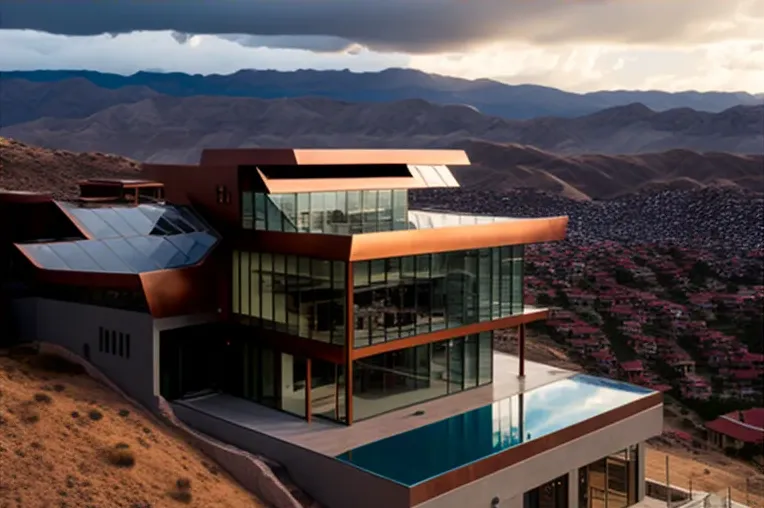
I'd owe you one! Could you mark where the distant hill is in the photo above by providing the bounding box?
[2,68,761,123]
[2,91,761,162]
[2,137,762,201]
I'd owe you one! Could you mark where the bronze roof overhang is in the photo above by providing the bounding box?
[200,148,470,167]
[237,216,569,261]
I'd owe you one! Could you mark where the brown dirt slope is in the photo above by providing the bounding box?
[452,140,764,200]
[0,348,263,508]
[0,136,140,200]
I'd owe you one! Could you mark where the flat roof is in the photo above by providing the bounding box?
[335,373,655,487]
[200,148,471,167]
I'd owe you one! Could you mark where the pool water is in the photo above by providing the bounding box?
[335,373,653,487]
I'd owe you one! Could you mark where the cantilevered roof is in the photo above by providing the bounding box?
[15,203,219,274]
[253,164,460,193]
[244,214,569,261]
[200,148,471,167]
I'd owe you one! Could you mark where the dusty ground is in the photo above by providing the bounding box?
[645,445,764,508]
[0,348,263,508]
[494,329,584,371]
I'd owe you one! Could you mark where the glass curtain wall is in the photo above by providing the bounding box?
[351,331,493,421]
[241,190,409,234]
[578,446,639,508]
[233,250,346,345]
[353,246,524,347]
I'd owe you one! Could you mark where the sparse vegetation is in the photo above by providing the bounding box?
[169,477,193,504]
[33,392,53,404]
[0,350,265,507]
[105,444,136,468]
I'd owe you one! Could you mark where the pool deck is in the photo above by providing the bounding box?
[177,352,575,456]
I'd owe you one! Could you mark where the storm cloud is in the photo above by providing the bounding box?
[0,0,761,53]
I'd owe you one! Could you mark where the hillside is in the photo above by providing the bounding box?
[0,136,141,199]
[0,348,263,507]
[3,137,762,201]
[1,90,762,162]
[2,69,761,122]
[452,140,764,199]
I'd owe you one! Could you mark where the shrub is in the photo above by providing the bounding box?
[169,491,193,504]
[106,445,136,468]
[118,409,130,418]
[71,411,79,419]
[33,393,52,404]
[88,409,103,421]
[53,384,66,392]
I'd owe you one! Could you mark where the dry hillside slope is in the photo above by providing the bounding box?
[0,348,263,508]
[0,137,140,199]
[2,137,762,201]
[452,140,764,199]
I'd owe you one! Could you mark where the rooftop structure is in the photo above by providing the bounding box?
[1,148,663,508]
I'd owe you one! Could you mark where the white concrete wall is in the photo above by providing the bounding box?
[418,404,663,508]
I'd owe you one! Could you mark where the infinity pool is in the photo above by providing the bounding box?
[335,373,653,487]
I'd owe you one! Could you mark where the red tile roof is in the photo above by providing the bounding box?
[705,409,764,444]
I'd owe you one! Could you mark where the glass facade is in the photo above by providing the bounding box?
[18,202,219,274]
[232,251,346,345]
[352,332,493,421]
[353,246,524,347]
[241,190,409,234]
[578,447,639,508]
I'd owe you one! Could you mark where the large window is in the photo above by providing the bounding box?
[352,332,493,421]
[353,246,524,347]
[578,446,639,508]
[233,251,346,345]
[241,190,409,234]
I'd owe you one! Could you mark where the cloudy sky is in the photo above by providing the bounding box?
[1,0,762,93]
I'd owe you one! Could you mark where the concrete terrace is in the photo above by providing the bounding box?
[175,352,576,456]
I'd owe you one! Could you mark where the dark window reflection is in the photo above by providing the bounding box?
[352,246,526,347]
[352,333,493,421]
[579,448,639,508]
[233,250,345,344]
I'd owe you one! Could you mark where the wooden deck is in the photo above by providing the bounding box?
[178,352,575,456]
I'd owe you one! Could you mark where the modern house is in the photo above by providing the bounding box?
[1,148,664,508]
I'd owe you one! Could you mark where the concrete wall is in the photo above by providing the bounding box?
[418,404,664,508]
[12,297,157,408]
[172,402,411,508]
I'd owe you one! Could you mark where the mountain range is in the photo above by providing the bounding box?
[2,85,761,162]
[2,68,762,122]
